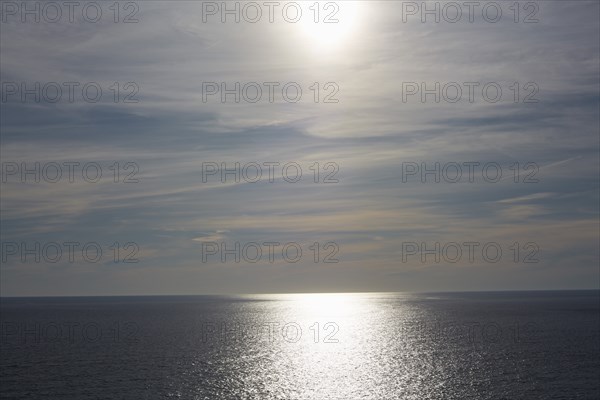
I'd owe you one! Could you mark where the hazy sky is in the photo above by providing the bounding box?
[1,0,599,296]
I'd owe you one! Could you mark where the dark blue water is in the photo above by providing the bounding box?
[1,291,599,399]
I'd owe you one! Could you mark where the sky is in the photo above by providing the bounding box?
[1,0,599,296]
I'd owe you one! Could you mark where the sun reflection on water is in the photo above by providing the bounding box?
[239,292,427,399]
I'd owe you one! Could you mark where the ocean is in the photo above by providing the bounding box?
[1,291,599,399]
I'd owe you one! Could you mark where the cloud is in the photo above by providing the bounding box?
[192,232,227,242]
[1,1,599,295]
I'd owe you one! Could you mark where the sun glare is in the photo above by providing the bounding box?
[298,1,363,51]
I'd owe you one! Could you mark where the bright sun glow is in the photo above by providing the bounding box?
[298,1,363,51]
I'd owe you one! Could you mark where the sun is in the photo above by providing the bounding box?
[297,1,363,51]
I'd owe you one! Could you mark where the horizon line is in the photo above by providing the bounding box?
[1,288,599,298]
